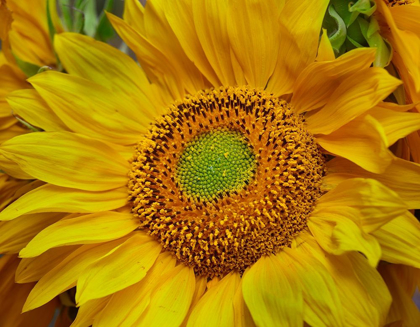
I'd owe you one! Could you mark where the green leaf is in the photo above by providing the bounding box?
[331,0,358,26]
[13,55,40,78]
[58,0,73,31]
[349,0,376,17]
[72,7,85,33]
[358,17,393,67]
[347,18,368,47]
[81,0,98,37]
[330,0,377,27]
[386,64,406,105]
[72,0,98,36]
[95,0,115,41]
[46,0,62,71]
[325,5,347,54]
[46,0,57,40]
[347,35,364,48]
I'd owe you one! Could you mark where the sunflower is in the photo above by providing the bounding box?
[374,0,420,162]
[0,1,74,325]
[0,0,62,142]
[1,0,420,326]
[0,0,64,251]
[0,0,63,234]
[0,51,28,143]
[378,263,420,325]
[0,254,73,327]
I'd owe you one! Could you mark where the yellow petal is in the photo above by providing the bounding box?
[165,0,221,86]
[390,4,420,35]
[282,0,329,65]
[181,276,207,327]
[20,212,139,257]
[292,48,376,114]
[346,252,392,326]
[54,32,161,120]
[226,0,280,87]
[233,279,256,327]
[0,255,24,297]
[0,132,129,191]
[298,238,391,326]
[407,131,420,163]
[0,212,64,254]
[0,63,28,97]
[191,0,239,86]
[367,107,420,146]
[380,264,420,326]
[373,211,420,268]
[54,33,154,102]
[376,101,418,112]
[317,178,407,233]
[316,115,393,173]
[326,157,420,209]
[123,0,145,34]
[267,0,329,95]
[94,252,177,326]
[242,255,303,327]
[0,253,58,327]
[0,179,43,212]
[23,238,128,312]
[188,272,241,327]
[393,29,420,94]
[142,0,208,95]
[0,122,27,144]
[308,209,381,267]
[0,184,127,221]
[306,68,401,135]
[76,233,161,305]
[7,89,69,132]
[282,239,344,327]
[29,71,152,144]
[377,1,420,94]
[136,265,196,327]
[16,299,58,327]
[6,0,55,66]
[107,12,184,102]
[72,296,110,327]
[0,115,15,132]
[0,3,13,40]
[0,153,33,180]
[316,29,335,62]
[16,246,79,283]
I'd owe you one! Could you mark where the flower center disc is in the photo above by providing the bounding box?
[176,128,256,201]
[129,86,326,278]
[384,0,413,6]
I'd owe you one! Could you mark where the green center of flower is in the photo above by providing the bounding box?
[176,128,256,201]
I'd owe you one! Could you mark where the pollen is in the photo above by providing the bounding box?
[128,86,326,278]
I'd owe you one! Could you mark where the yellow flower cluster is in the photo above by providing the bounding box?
[0,0,419,326]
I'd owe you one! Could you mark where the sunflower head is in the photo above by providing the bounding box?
[128,86,326,278]
[1,0,420,326]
